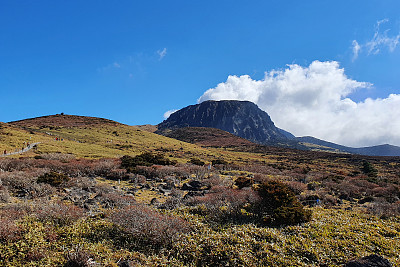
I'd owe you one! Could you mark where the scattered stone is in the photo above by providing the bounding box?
[143,183,151,189]
[182,180,203,191]
[183,190,205,200]
[118,260,133,267]
[150,198,159,205]
[158,187,171,195]
[344,254,392,267]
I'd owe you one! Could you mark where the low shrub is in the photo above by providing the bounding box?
[121,152,174,173]
[0,217,21,242]
[37,171,70,187]
[110,204,192,250]
[0,171,36,191]
[361,161,378,178]
[367,200,400,218]
[38,153,76,162]
[234,176,253,189]
[96,192,135,209]
[64,245,93,267]
[189,158,205,166]
[0,185,10,203]
[33,201,85,226]
[211,159,228,165]
[187,186,260,225]
[92,158,120,177]
[30,182,56,198]
[0,170,55,199]
[285,181,307,195]
[253,180,312,226]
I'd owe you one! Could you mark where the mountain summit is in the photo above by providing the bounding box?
[157,100,289,144]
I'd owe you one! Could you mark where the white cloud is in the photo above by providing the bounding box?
[198,60,400,147]
[97,61,122,72]
[157,48,167,60]
[163,109,177,119]
[353,19,400,60]
[352,40,361,61]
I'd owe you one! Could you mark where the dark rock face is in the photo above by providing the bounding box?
[158,100,288,145]
[344,254,392,267]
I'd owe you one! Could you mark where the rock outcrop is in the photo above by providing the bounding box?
[158,100,288,145]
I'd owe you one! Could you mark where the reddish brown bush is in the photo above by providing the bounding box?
[92,158,120,177]
[0,217,21,242]
[96,192,135,209]
[372,185,400,203]
[0,183,10,203]
[0,170,55,199]
[285,181,307,195]
[110,204,192,250]
[367,200,400,218]
[188,186,260,224]
[0,158,33,171]
[0,171,36,190]
[64,245,93,267]
[25,248,47,262]
[33,201,85,225]
[253,173,268,183]
[38,153,75,162]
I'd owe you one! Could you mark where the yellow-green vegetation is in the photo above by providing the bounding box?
[1,206,399,266]
[2,119,272,165]
[1,116,400,266]
[0,123,53,155]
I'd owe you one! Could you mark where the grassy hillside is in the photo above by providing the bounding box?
[4,115,268,165]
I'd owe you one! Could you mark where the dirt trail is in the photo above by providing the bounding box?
[1,142,41,157]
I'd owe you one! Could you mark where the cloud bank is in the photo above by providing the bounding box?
[198,61,400,147]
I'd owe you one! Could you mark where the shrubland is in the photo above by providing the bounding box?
[0,143,399,266]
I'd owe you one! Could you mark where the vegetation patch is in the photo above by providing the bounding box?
[37,171,70,187]
[121,152,176,173]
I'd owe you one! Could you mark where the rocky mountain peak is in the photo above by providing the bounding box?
[158,100,288,144]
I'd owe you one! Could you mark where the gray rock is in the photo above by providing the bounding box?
[344,254,392,267]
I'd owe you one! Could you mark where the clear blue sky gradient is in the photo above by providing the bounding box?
[1,1,399,125]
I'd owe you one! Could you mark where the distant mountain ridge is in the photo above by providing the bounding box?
[158,100,288,144]
[297,136,400,157]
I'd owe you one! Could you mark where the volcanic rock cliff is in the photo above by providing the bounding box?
[157,100,288,145]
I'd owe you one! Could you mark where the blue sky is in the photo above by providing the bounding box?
[1,1,400,146]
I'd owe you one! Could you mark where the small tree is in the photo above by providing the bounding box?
[37,172,70,187]
[361,161,378,178]
[121,152,174,173]
[253,180,311,226]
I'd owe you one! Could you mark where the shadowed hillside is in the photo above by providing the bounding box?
[164,127,257,148]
